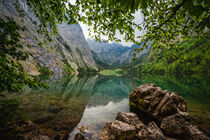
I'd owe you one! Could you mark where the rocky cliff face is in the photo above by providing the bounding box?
[0,0,97,76]
[87,39,149,67]
[57,24,97,71]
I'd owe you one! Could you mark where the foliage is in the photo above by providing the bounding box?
[24,0,209,49]
[62,59,75,74]
[140,31,210,74]
[77,67,98,75]
[25,0,135,42]
[132,0,210,51]
[99,69,122,76]
[38,66,54,79]
[0,17,46,93]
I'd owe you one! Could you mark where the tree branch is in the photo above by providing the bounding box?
[155,0,187,30]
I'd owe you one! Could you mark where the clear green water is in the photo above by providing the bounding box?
[12,74,210,139]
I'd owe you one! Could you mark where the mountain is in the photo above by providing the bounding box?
[0,0,98,76]
[87,39,149,67]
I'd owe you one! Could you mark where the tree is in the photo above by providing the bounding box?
[26,0,209,47]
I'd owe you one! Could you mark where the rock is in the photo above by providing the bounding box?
[55,131,69,140]
[187,125,210,140]
[137,126,150,140]
[129,83,187,121]
[0,0,98,78]
[100,84,209,140]
[161,113,209,140]
[100,120,136,140]
[146,122,165,140]
[30,135,50,140]
[137,121,165,140]
[160,113,190,137]
[33,114,54,124]
[101,112,165,140]
[77,125,88,133]
[115,112,146,131]
[74,133,85,140]
[15,121,51,140]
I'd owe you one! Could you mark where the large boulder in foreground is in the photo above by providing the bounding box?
[161,113,209,140]
[129,83,187,121]
[100,84,209,140]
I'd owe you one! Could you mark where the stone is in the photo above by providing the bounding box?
[101,112,165,140]
[100,84,210,140]
[115,112,146,131]
[137,121,165,140]
[100,120,136,140]
[147,122,165,140]
[74,133,85,140]
[33,114,54,124]
[129,84,187,121]
[161,113,209,140]
[77,125,88,133]
[31,135,50,140]
[137,127,150,140]
[187,125,210,140]
[160,113,190,137]
[16,121,51,140]
[55,131,69,140]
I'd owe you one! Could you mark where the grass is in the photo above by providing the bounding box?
[99,69,122,76]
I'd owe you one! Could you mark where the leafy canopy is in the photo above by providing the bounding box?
[26,0,209,48]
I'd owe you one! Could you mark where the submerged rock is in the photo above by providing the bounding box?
[129,83,187,121]
[74,133,85,140]
[77,125,88,133]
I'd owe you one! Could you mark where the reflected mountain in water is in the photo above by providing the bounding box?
[12,76,99,138]
[69,76,136,140]
[11,74,210,139]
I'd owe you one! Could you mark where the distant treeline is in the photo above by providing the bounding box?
[121,31,210,75]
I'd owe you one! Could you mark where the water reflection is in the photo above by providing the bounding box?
[69,99,129,140]
[12,75,99,138]
[11,74,210,139]
[68,76,135,140]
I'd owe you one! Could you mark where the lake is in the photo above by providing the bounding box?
[12,74,210,139]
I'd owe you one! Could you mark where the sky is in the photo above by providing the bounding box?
[80,10,145,47]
